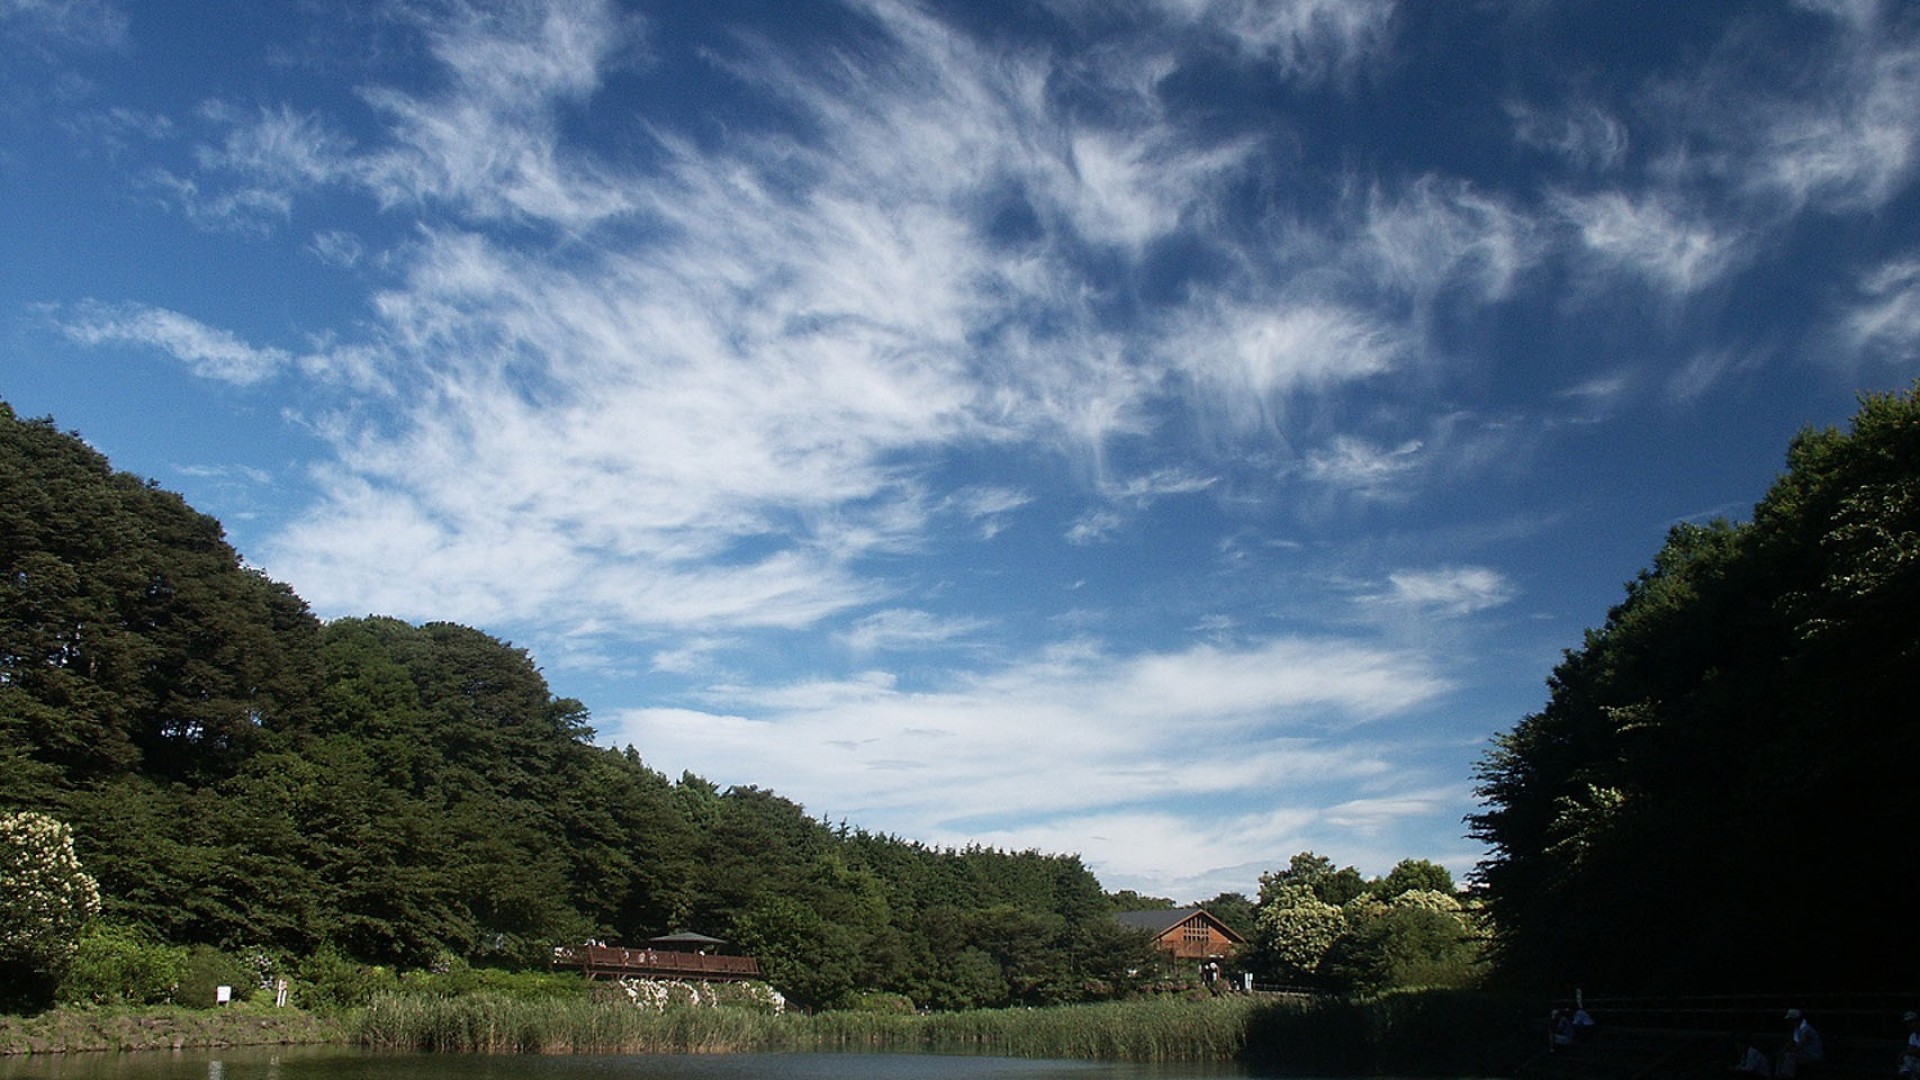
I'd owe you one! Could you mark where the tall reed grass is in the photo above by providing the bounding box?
[359,993,793,1053]
[361,987,1538,1072]
[359,992,1261,1060]
[1239,988,1537,1076]
[912,996,1258,1061]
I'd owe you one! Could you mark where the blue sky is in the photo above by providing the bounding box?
[5,0,1919,901]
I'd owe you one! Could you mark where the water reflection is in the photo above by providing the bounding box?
[2,1048,1268,1080]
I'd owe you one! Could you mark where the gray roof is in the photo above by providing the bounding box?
[1114,907,1202,935]
[649,931,728,946]
[1112,906,1246,943]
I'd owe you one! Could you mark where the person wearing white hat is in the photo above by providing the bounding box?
[1897,1010,1919,1079]
[1776,1009,1822,1077]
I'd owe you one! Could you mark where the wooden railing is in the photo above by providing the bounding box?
[552,944,762,981]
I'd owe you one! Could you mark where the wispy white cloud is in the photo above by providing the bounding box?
[945,486,1032,540]
[143,169,294,236]
[176,462,273,486]
[1507,100,1629,172]
[197,102,352,189]
[841,609,991,653]
[1059,130,1232,251]
[1626,0,1920,221]
[58,302,289,384]
[1302,435,1424,498]
[358,0,638,226]
[104,0,1521,627]
[1791,0,1879,29]
[1065,510,1124,546]
[647,636,737,677]
[948,486,1033,518]
[1106,468,1218,505]
[1555,372,1633,422]
[1743,31,1920,213]
[1176,301,1411,433]
[1666,348,1751,404]
[1838,255,1920,363]
[1363,178,1541,307]
[1553,190,1747,295]
[1371,567,1514,617]
[608,633,1451,890]
[1318,786,1461,834]
[60,106,172,154]
[1,0,126,48]
[308,230,364,269]
[1143,0,1395,84]
[203,0,1360,634]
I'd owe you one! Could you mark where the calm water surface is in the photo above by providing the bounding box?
[0,1048,1286,1080]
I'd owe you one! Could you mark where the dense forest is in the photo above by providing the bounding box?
[0,402,1158,1011]
[1471,385,1920,994]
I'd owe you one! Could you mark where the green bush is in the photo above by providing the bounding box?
[1324,905,1484,994]
[58,923,187,1006]
[397,961,589,1001]
[843,990,916,1014]
[174,945,257,1008]
[295,946,400,1011]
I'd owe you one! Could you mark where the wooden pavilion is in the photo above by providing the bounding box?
[553,932,763,981]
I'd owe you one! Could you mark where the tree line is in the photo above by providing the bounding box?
[1470,385,1920,994]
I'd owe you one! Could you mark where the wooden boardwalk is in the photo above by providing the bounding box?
[553,944,762,982]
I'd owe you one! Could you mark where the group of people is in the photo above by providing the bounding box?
[1547,1005,1597,1048]
[1730,1007,1920,1078]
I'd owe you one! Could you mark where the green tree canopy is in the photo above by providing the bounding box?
[1470,385,1920,993]
[1,405,322,791]
[1258,851,1368,907]
[1373,859,1454,899]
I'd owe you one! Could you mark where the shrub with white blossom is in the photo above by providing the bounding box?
[613,977,786,1014]
[0,811,101,974]
[1387,889,1464,914]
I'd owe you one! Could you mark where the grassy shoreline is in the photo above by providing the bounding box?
[0,1002,349,1056]
[5,989,1539,1075]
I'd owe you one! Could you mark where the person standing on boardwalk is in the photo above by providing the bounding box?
[1776,1009,1823,1077]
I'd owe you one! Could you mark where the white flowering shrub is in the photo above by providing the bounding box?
[1387,889,1464,914]
[613,978,786,1014]
[1252,883,1347,983]
[1341,894,1388,922]
[0,811,101,972]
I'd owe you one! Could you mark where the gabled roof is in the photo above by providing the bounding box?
[1112,906,1247,944]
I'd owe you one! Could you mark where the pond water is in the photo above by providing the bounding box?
[0,1048,1282,1080]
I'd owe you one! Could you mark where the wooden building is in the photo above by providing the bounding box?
[553,932,762,981]
[1113,907,1245,963]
